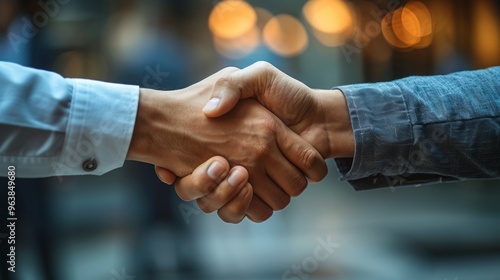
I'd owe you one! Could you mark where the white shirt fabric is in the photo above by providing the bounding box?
[0,62,139,177]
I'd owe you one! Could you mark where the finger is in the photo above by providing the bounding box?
[250,174,291,211]
[265,152,308,197]
[154,166,177,185]
[196,166,249,213]
[174,156,230,201]
[203,61,276,117]
[217,183,253,224]
[276,124,328,182]
[245,195,273,223]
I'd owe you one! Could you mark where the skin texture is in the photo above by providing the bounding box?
[156,61,355,223]
[127,67,327,223]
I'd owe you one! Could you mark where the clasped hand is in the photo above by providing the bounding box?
[129,62,354,223]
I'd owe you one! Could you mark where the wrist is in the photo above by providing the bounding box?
[126,87,202,175]
[127,88,164,164]
[314,89,354,159]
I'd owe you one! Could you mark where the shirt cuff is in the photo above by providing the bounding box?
[53,79,139,176]
[334,82,413,189]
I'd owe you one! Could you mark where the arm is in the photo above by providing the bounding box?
[0,62,138,177]
[335,66,500,189]
[0,63,327,223]
[186,62,499,192]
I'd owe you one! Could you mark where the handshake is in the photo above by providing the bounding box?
[127,61,355,223]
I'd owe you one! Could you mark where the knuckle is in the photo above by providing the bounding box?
[252,209,273,223]
[197,197,216,213]
[224,66,240,72]
[254,144,270,158]
[220,214,242,224]
[225,201,247,219]
[288,175,308,197]
[254,61,274,73]
[220,208,244,224]
[175,185,196,201]
[299,148,319,171]
[215,76,232,92]
[215,76,231,89]
[176,192,192,202]
[258,114,277,131]
[191,176,216,196]
[218,186,252,223]
[272,194,291,211]
[220,212,242,224]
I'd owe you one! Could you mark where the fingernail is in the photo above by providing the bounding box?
[228,170,245,187]
[202,97,221,113]
[207,161,224,180]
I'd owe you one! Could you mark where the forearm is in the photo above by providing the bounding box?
[334,67,500,190]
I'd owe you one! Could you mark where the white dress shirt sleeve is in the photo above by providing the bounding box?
[0,62,139,178]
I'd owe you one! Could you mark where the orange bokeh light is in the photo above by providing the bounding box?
[382,1,433,49]
[209,0,257,39]
[303,0,354,34]
[263,14,308,57]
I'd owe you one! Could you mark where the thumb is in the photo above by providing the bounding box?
[202,61,276,118]
[202,76,245,118]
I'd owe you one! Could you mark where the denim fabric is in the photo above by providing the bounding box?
[336,67,500,190]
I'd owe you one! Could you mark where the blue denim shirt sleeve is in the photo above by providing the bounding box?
[0,62,139,178]
[335,67,500,190]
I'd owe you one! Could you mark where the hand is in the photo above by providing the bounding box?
[203,61,354,159]
[157,62,354,223]
[127,68,327,222]
[156,156,252,223]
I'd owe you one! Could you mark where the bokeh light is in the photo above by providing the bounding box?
[254,7,273,31]
[303,0,355,47]
[382,1,433,49]
[213,26,260,59]
[392,8,421,46]
[303,0,353,33]
[381,12,408,49]
[211,6,273,59]
[403,1,432,37]
[209,0,257,39]
[473,0,500,67]
[263,14,308,57]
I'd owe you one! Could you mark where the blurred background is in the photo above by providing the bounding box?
[0,0,499,279]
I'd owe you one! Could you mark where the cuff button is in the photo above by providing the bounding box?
[82,158,97,172]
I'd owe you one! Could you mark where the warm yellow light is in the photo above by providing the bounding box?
[303,0,354,34]
[473,0,500,67]
[209,0,257,39]
[382,1,433,50]
[392,8,421,46]
[404,1,432,37]
[254,7,273,31]
[381,12,408,49]
[213,26,260,59]
[263,15,308,57]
